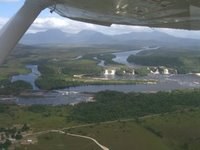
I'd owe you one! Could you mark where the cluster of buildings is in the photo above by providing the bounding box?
[0,124,31,148]
[147,66,177,75]
[103,66,177,76]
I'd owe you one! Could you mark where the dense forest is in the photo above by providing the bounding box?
[0,80,32,95]
[127,49,200,74]
[68,90,200,123]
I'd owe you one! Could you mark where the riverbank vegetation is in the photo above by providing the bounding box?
[1,89,200,127]
[0,45,123,90]
[31,48,153,90]
[128,49,200,73]
[0,44,120,77]
[0,80,32,95]
[68,89,200,123]
[96,53,119,65]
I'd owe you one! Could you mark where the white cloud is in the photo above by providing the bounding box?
[1,16,200,39]
[27,16,153,34]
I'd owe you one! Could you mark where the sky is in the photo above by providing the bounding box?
[1,0,200,39]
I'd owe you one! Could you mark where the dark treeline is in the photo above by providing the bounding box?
[0,80,32,95]
[68,90,200,123]
[127,55,200,74]
[35,78,83,90]
[127,55,182,68]
[36,65,83,90]
[96,53,119,65]
[36,62,102,90]
[82,53,119,65]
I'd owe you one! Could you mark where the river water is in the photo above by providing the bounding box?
[11,65,40,90]
[112,47,159,66]
[62,74,200,93]
[15,91,93,106]
[9,49,200,105]
[11,73,200,106]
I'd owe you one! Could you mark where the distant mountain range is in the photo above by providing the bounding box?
[20,29,200,48]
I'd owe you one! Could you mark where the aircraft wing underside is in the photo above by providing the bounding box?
[52,0,200,30]
[1,0,200,65]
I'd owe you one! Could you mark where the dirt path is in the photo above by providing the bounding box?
[25,129,109,150]
[22,114,162,149]
[24,114,161,137]
[67,133,109,150]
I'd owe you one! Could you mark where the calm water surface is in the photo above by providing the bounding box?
[112,47,159,66]
[11,65,40,90]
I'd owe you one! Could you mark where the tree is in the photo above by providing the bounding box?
[21,123,30,132]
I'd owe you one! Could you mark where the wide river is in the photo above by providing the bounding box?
[63,74,200,93]
[112,46,159,66]
[9,48,200,105]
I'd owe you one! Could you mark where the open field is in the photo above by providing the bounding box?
[141,108,200,150]
[13,109,200,150]
[15,132,102,150]
[65,121,170,150]
[16,121,170,150]
[0,105,77,131]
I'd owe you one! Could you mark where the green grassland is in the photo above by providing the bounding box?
[16,133,102,150]
[1,90,200,129]
[0,105,77,131]
[17,121,170,150]
[141,108,200,150]
[0,58,30,80]
[66,121,170,150]
[13,108,200,150]
[14,109,200,150]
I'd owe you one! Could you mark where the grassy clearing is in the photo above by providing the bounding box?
[16,121,170,150]
[15,133,101,150]
[65,121,170,150]
[9,109,200,150]
[0,105,76,131]
[0,59,29,79]
[141,108,200,150]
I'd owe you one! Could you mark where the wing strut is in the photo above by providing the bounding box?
[0,0,53,65]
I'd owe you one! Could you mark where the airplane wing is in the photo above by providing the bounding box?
[52,0,200,30]
[1,0,200,65]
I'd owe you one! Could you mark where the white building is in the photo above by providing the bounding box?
[163,68,169,75]
[153,69,160,74]
[132,70,135,75]
[104,69,116,75]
